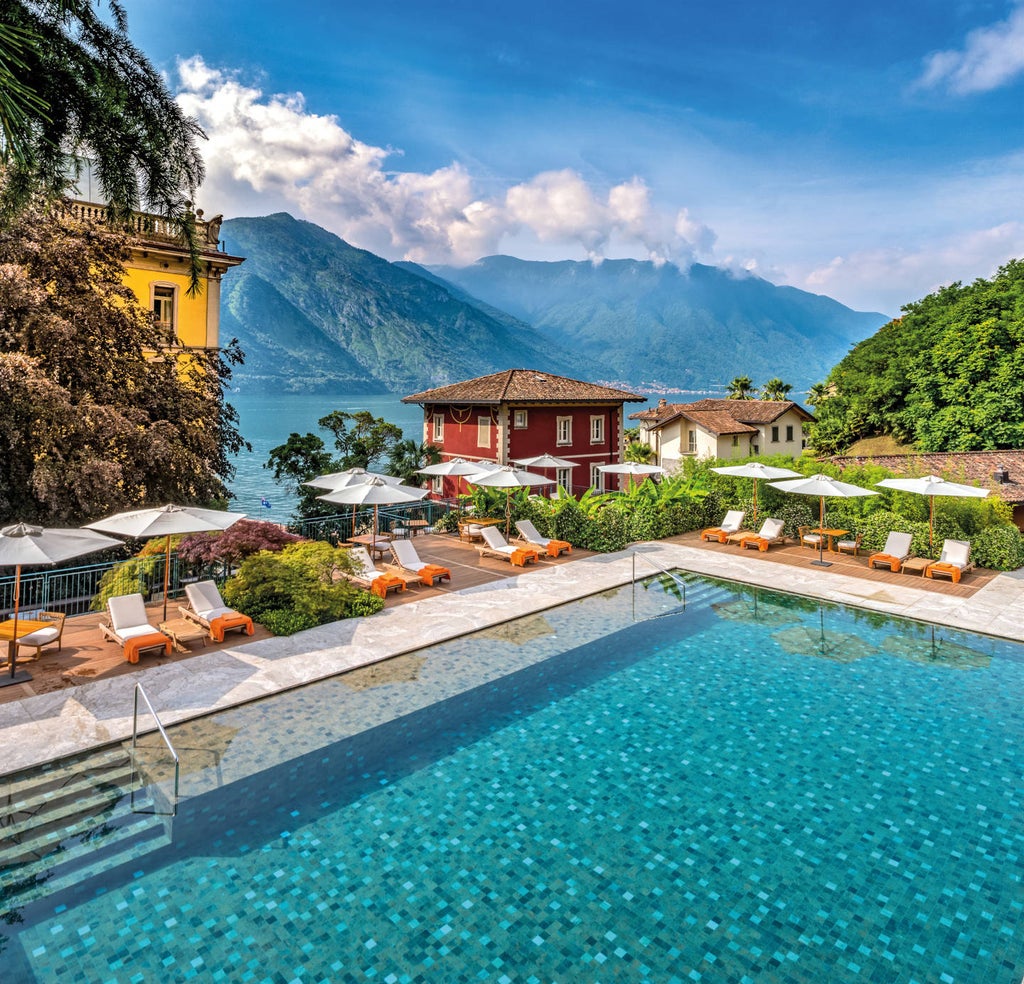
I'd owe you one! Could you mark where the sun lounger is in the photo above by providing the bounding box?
[515,519,572,557]
[390,539,452,586]
[738,518,786,552]
[100,593,172,663]
[925,539,974,584]
[342,546,407,597]
[180,580,255,642]
[868,531,913,572]
[701,510,746,543]
[478,526,540,566]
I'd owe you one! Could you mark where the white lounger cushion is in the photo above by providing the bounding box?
[515,520,551,547]
[720,510,745,533]
[757,518,785,540]
[939,539,971,568]
[106,593,159,640]
[347,546,380,581]
[391,539,429,572]
[481,526,516,555]
[879,531,913,560]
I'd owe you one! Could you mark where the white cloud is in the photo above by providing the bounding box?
[176,57,713,266]
[800,222,1024,312]
[918,2,1024,94]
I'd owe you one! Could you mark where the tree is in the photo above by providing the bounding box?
[0,1,206,290]
[387,439,440,486]
[319,410,403,470]
[625,440,654,463]
[726,376,758,400]
[806,382,830,406]
[265,432,337,519]
[0,192,245,524]
[761,378,792,401]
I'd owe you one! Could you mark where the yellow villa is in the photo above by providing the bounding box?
[66,201,244,349]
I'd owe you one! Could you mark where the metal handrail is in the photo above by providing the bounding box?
[631,551,688,621]
[131,683,180,816]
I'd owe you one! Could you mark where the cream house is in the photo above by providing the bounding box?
[631,399,814,471]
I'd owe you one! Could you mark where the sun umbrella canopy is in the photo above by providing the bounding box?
[417,457,495,477]
[511,453,579,470]
[304,468,403,491]
[0,524,122,567]
[317,476,428,506]
[596,461,665,476]
[467,465,555,490]
[87,504,246,620]
[876,475,989,547]
[711,462,802,522]
[87,504,247,539]
[711,463,802,481]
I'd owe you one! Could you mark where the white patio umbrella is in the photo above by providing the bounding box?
[417,457,498,512]
[597,460,665,491]
[318,476,428,540]
[875,475,989,549]
[87,504,246,621]
[304,467,403,491]
[512,454,579,493]
[466,465,556,537]
[768,473,878,568]
[0,524,123,686]
[711,462,802,523]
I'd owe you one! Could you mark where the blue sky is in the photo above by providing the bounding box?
[128,0,1024,313]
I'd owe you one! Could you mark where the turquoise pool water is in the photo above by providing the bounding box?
[1,576,1022,982]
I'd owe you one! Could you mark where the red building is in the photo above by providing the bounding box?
[403,369,646,496]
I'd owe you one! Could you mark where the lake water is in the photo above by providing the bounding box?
[226,392,424,521]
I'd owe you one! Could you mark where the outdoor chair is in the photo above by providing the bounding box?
[738,518,786,552]
[15,611,66,659]
[390,539,451,586]
[515,519,572,557]
[925,539,974,584]
[798,525,822,551]
[478,526,540,567]
[701,510,746,543]
[100,593,171,663]
[181,580,255,641]
[836,533,863,556]
[868,532,913,572]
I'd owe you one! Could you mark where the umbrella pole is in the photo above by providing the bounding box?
[929,496,934,551]
[812,494,831,568]
[752,479,758,524]
[163,535,171,623]
[7,565,21,678]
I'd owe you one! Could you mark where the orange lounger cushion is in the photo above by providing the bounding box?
[511,547,540,567]
[370,574,406,598]
[700,528,729,543]
[210,613,255,643]
[925,562,963,583]
[868,553,902,573]
[418,564,451,586]
[124,632,171,664]
[546,539,572,557]
[740,536,776,552]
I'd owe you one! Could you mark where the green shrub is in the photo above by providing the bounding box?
[855,510,933,557]
[259,609,320,636]
[970,525,1024,571]
[553,500,588,544]
[222,541,369,634]
[342,592,386,617]
[431,510,459,534]
[625,498,661,542]
[583,509,629,552]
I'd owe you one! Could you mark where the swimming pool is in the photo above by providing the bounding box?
[1,573,1022,982]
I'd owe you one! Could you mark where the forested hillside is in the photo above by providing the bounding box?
[810,260,1024,454]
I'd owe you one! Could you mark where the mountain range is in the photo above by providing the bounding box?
[220,213,889,396]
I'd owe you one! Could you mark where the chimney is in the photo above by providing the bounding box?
[993,465,1010,483]
[658,398,667,407]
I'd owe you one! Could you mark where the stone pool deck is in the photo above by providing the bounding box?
[2,537,1022,777]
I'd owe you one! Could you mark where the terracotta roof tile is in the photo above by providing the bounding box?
[403,369,645,404]
[829,449,1024,503]
[630,398,814,427]
[679,411,759,435]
